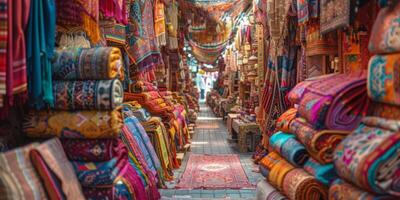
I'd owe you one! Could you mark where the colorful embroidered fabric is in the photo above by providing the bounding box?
[369,2,400,54]
[290,118,350,164]
[320,0,351,34]
[329,179,397,200]
[30,138,85,200]
[62,138,124,162]
[102,22,127,46]
[303,158,337,186]
[126,0,162,71]
[297,0,319,25]
[27,0,56,109]
[275,108,298,133]
[154,0,166,46]
[129,81,157,93]
[368,54,400,106]
[256,180,288,200]
[52,47,124,80]
[0,144,48,200]
[269,131,309,167]
[334,117,400,196]
[289,72,369,130]
[23,110,123,139]
[53,80,124,110]
[371,102,400,120]
[282,168,328,200]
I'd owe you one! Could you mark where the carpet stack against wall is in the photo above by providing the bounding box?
[257,71,370,200]
[330,4,400,199]
[22,47,161,200]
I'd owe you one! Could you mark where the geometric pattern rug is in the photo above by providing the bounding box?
[175,154,254,189]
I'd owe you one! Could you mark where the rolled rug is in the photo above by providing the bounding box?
[23,110,123,139]
[329,179,397,200]
[304,158,337,186]
[282,168,328,200]
[368,54,400,106]
[276,108,298,133]
[289,72,369,130]
[269,131,309,167]
[62,138,125,162]
[371,102,400,120]
[334,117,400,196]
[52,47,124,80]
[53,79,124,110]
[256,180,288,200]
[260,152,295,191]
[290,118,350,164]
[368,2,400,54]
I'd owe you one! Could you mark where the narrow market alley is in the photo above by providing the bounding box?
[160,103,263,199]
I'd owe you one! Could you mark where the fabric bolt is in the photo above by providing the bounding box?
[334,117,400,196]
[369,2,400,54]
[259,152,295,191]
[282,168,328,200]
[256,180,288,200]
[368,54,400,106]
[52,47,124,80]
[329,179,397,200]
[26,0,56,109]
[290,118,350,164]
[72,156,126,187]
[81,161,148,200]
[23,110,123,139]
[269,131,309,167]
[371,102,400,120]
[53,80,124,110]
[62,138,124,162]
[276,108,298,133]
[289,72,369,130]
[30,138,85,200]
[303,158,337,186]
[0,143,48,200]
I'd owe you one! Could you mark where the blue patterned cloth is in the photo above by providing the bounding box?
[269,131,309,167]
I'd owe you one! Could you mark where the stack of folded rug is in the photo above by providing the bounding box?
[330,3,400,199]
[23,47,161,200]
[256,71,370,200]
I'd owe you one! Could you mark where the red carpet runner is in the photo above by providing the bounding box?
[176,154,254,189]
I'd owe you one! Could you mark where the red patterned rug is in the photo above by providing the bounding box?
[175,154,254,189]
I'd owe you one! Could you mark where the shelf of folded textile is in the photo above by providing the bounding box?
[22,47,164,199]
[124,90,189,152]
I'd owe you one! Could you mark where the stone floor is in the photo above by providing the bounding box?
[160,103,264,199]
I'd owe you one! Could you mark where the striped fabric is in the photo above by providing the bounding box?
[0,0,7,107]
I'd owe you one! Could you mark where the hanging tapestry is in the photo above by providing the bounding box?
[154,0,166,46]
[23,110,123,139]
[320,0,351,34]
[368,54,400,106]
[127,0,162,71]
[369,2,400,54]
[52,47,124,80]
[99,0,128,25]
[297,0,319,25]
[53,80,124,110]
[334,117,400,196]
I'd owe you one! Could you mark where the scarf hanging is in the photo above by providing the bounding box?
[154,0,166,46]
[26,0,55,109]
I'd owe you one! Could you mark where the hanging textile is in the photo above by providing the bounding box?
[99,0,128,25]
[320,0,351,34]
[296,0,319,25]
[127,0,162,72]
[26,0,56,109]
[166,1,178,50]
[154,0,166,46]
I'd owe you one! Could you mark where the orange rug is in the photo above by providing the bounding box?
[176,154,254,189]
